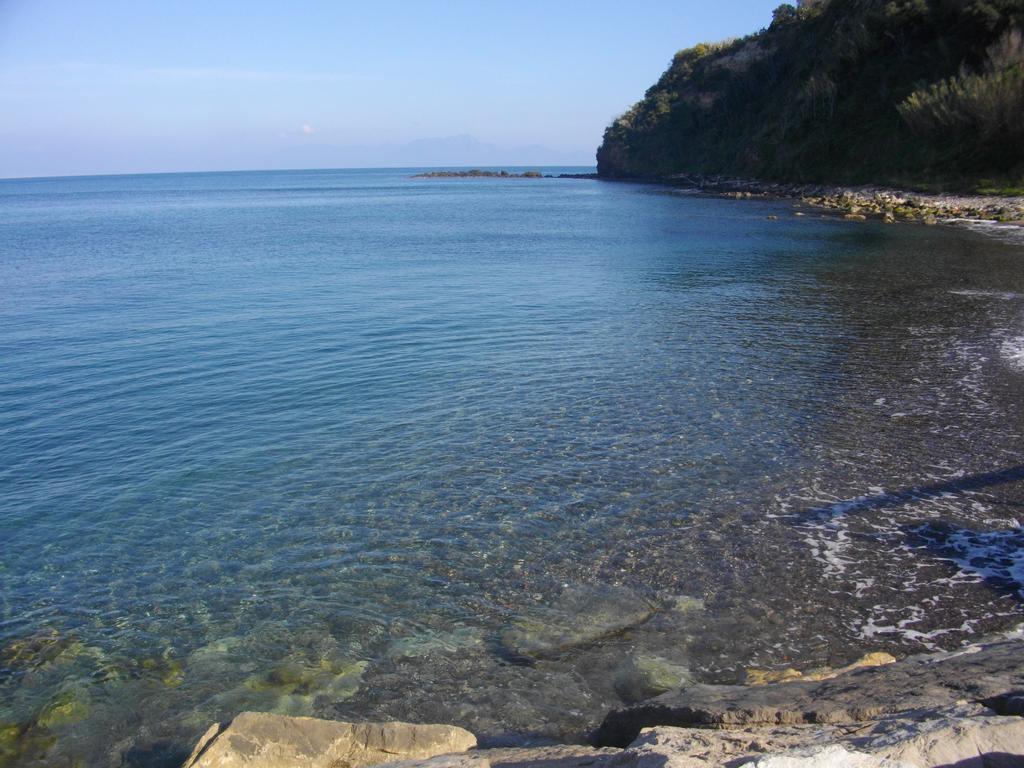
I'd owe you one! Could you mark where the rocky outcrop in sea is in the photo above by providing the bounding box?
[411,170,547,179]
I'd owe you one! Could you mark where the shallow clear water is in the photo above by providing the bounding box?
[1,169,1022,766]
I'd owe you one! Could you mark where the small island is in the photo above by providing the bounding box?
[412,169,547,178]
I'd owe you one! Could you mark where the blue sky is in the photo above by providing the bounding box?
[0,1,781,178]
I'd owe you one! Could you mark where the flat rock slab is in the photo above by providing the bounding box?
[595,639,1024,746]
[610,723,834,768]
[182,712,476,768]
[852,705,1024,768]
[380,706,1024,768]
[498,585,656,661]
[386,755,490,768]
[608,704,1024,767]
[737,744,914,768]
[388,744,623,768]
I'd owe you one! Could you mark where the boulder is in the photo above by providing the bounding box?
[181,712,476,768]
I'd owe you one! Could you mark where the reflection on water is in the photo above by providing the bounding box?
[0,169,1022,766]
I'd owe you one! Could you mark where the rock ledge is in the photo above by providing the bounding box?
[180,639,1024,768]
[182,713,476,768]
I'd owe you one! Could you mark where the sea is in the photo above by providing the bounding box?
[1,167,1022,767]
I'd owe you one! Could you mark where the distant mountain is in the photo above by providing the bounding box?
[273,135,592,169]
[597,0,1023,190]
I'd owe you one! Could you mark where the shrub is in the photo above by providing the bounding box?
[898,27,1024,144]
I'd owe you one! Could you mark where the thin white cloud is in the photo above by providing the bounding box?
[0,63,363,111]
[302,124,315,135]
[0,61,355,85]
[137,67,354,83]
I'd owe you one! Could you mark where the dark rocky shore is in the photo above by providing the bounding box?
[566,170,1024,228]
[180,633,1024,767]
[422,170,1024,225]
[651,174,1024,226]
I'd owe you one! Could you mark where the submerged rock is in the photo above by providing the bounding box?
[386,628,484,661]
[181,712,477,768]
[743,667,804,685]
[744,652,896,686]
[225,658,369,717]
[0,629,94,673]
[614,655,692,703]
[0,721,56,766]
[141,654,185,688]
[665,595,704,615]
[245,658,366,698]
[498,585,656,661]
[35,685,91,728]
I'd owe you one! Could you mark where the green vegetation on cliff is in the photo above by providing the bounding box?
[597,0,1024,188]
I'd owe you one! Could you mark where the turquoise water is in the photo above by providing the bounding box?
[1,169,1023,766]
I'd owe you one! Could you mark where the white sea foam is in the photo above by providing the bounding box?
[1001,335,1024,371]
[949,218,1024,245]
[856,602,981,647]
[949,289,1023,300]
[938,526,1024,599]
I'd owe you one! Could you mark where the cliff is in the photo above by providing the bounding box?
[596,0,1024,190]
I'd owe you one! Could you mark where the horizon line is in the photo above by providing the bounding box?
[0,163,599,183]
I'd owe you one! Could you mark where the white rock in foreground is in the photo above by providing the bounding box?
[739,744,915,768]
[860,706,1024,768]
[617,705,1024,768]
[181,712,477,768]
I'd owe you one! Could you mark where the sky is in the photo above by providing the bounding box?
[0,0,782,178]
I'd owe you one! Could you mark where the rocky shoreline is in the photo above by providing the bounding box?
[181,634,1024,767]
[651,174,1024,226]
[562,173,1023,226]
[416,170,1024,226]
